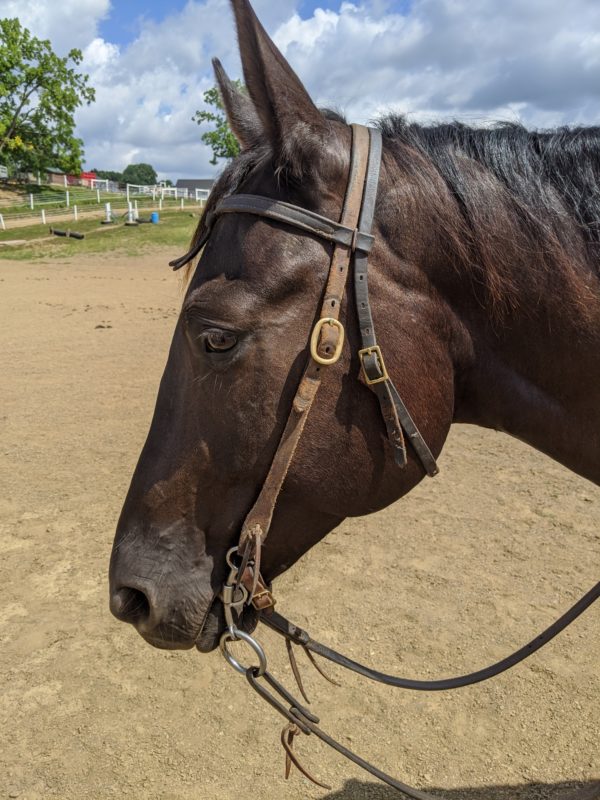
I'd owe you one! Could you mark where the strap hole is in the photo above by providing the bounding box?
[331,301,336,307]
[361,303,366,308]
[359,275,364,281]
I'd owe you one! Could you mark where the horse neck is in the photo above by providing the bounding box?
[444,222,600,485]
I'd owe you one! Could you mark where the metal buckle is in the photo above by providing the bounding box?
[358,345,389,385]
[252,588,276,611]
[310,318,345,366]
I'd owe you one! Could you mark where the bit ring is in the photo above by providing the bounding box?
[220,629,267,677]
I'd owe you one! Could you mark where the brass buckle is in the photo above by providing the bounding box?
[359,345,389,385]
[310,318,345,366]
[252,588,276,611]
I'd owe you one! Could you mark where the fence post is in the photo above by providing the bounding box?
[96,188,101,203]
[180,198,184,210]
[73,205,78,222]
[29,193,34,210]
[102,202,112,224]
[159,197,163,211]
[66,190,70,208]
[41,209,46,225]
[63,175,67,188]
[0,213,5,231]
[134,200,139,220]
[126,184,130,202]
[126,202,136,225]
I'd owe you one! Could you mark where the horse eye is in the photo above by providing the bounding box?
[204,329,238,353]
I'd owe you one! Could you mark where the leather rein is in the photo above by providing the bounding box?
[171,124,600,797]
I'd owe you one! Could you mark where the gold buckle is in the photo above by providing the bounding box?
[359,345,389,385]
[310,318,345,366]
[251,588,276,611]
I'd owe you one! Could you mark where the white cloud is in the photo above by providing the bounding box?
[3,0,600,179]
[273,0,600,129]
[0,0,110,52]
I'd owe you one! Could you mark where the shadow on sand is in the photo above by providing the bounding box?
[319,779,600,800]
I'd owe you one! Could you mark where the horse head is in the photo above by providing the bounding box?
[109,0,462,652]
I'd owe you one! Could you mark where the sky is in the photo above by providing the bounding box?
[1,0,600,181]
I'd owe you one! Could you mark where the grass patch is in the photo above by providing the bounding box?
[0,211,199,261]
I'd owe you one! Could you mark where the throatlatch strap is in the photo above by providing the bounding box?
[354,128,439,477]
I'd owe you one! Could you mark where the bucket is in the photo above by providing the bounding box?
[150,211,159,225]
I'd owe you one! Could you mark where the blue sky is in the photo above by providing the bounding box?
[98,0,412,47]
[3,0,600,180]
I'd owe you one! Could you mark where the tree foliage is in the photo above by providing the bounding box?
[0,18,95,174]
[193,84,242,165]
[122,163,158,185]
[93,169,124,183]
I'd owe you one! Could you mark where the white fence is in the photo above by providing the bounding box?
[0,180,213,230]
[125,184,190,200]
[0,194,207,231]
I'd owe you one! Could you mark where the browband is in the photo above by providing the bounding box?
[169,194,375,272]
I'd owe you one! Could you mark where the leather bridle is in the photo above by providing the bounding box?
[173,122,437,600]
[170,124,600,797]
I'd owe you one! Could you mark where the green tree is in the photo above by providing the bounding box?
[93,169,124,183]
[122,163,158,186]
[0,18,95,173]
[193,84,241,165]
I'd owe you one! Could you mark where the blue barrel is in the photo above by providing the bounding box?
[150,211,159,225]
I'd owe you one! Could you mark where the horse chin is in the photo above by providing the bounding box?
[195,599,259,653]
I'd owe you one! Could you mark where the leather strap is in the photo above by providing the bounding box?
[262,575,600,690]
[169,189,375,272]
[215,194,375,253]
[238,125,372,558]
[354,128,439,476]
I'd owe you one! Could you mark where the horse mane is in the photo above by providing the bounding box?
[378,116,600,313]
[186,113,600,315]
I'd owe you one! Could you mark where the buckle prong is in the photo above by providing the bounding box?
[359,345,389,385]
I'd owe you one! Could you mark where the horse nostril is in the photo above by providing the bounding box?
[111,586,151,626]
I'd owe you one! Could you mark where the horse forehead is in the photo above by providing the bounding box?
[189,221,323,307]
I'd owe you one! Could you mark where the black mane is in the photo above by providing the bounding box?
[378,116,600,251]
[186,114,600,306]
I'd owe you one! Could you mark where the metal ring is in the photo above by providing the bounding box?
[220,629,267,677]
[310,317,345,366]
[225,546,240,570]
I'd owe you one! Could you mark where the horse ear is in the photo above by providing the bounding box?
[230,0,328,175]
[212,58,263,150]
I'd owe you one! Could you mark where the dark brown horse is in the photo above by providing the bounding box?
[109,0,599,663]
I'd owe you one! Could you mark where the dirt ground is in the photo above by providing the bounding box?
[0,253,598,800]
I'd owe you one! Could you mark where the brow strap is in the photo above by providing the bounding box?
[215,195,375,253]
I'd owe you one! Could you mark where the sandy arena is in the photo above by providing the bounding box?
[0,253,598,800]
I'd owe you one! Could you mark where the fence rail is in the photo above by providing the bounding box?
[0,195,205,232]
[0,181,209,214]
